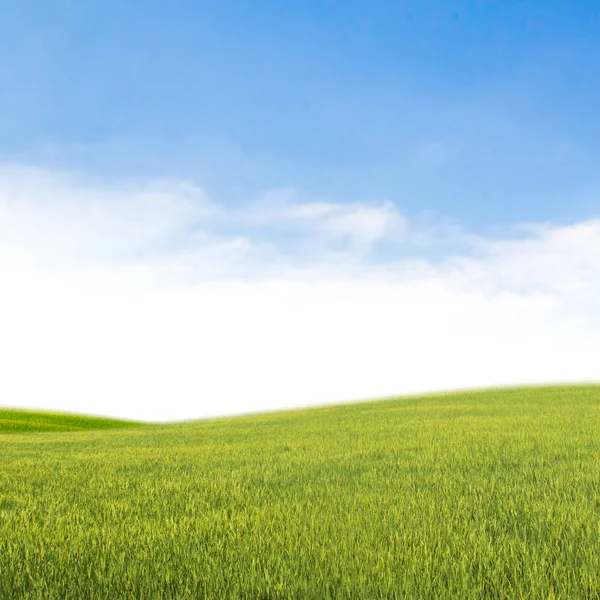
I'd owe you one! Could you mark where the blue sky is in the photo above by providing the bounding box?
[2,1,600,419]
[3,0,600,227]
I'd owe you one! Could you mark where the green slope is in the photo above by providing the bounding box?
[0,409,142,433]
[1,385,600,599]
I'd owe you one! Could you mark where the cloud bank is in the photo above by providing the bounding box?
[0,164,598,421]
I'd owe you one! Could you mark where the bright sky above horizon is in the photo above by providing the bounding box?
[1,1,600,420]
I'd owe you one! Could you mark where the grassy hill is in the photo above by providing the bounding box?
[0,409,142,433]
[1,385,600,599]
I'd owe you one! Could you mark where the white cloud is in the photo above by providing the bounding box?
[0,164,217,270]
[0,164,599,421]
[242,190,406,252]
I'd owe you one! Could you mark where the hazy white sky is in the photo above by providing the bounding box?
[1,164,598,421]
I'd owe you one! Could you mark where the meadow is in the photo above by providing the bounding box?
[1,385,599,599]
[0,409,141,434]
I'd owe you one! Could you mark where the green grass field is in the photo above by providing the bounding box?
[0,409,141,434]
[1,385,599,599]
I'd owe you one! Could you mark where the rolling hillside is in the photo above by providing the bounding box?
[1,385,599,599]
[0,409,142,434]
